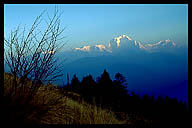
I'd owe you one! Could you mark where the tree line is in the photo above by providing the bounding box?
[60,69,188,124]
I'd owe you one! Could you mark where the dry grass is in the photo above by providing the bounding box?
[3,73,125,124]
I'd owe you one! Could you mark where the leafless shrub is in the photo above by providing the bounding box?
[4,7,67,103]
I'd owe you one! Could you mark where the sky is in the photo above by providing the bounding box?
[4,4,188,50]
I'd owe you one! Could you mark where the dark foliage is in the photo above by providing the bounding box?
[62,69,189,125]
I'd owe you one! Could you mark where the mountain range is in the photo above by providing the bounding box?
[72,34,177,53]
[56,35,188,103]
[4,34,188,103]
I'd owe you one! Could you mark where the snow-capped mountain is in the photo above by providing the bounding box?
[41,50,55,54]
[145,39,177,52]
[74,45,91,52]
[46,34,187,103]
[73,44,111,53]
[4,34,186,102]
[73,35,177,54]
[110,34,132,48]
[109,35,144,49]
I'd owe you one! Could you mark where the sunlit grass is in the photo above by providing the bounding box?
[3,72,125,124]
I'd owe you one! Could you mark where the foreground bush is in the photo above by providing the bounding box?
[2,73,124,124]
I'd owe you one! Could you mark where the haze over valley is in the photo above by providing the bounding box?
[55,34,188,103]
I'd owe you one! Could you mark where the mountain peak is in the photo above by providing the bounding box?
[110,35,133,48]
[73,36,177,54]
[41,50,55,54]
[146,39,176,47]
[94,44,106,52]
[74,45,91,52]
[117,34,132,40]
[145,39,177,52]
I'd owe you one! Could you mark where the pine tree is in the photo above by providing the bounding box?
[96,69,113,106]
[70,74,80,92]
[81,75,96,103]
[113,73,128,96]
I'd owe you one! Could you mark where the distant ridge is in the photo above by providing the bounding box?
[73,35,177,53]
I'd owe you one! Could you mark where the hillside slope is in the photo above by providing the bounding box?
[2,72,124,124]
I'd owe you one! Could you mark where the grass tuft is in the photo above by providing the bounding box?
[3,72,125,124]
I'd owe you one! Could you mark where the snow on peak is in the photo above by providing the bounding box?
[74,44,111,53]
[138,42,147,50]
[134,40,137,46]
[114,35,132,48]
[94,44,112,53]
[74,45,91,52]
[144,39,177,52]
[165,39,176,46]
[165,39,170,43]
[108,42,111,49]
[94,44,106,51]
[118,34,132,40]
[42,50,55,54]
[72,36,177,54]
[146,39,176,48]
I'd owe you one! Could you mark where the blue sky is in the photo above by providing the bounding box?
[4,4,188,50]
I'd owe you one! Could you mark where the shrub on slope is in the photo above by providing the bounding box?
[3,73,124,124]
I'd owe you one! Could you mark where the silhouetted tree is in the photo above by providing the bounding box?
[67,73,70,86]
[69,74,80,92]
[113,73,128,97]
[71,74,80,87]
[80,75,97,103]
[81,75,95,87]
[109,73,128,110]
[141,94,153,114]
[96,69,113,106]
[114,73,127,86]
[97,69,112,86]
[129,92,141,113]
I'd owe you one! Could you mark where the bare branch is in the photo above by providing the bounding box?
[4,8,66,100]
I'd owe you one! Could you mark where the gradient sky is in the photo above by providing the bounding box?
[4,4,188,50]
